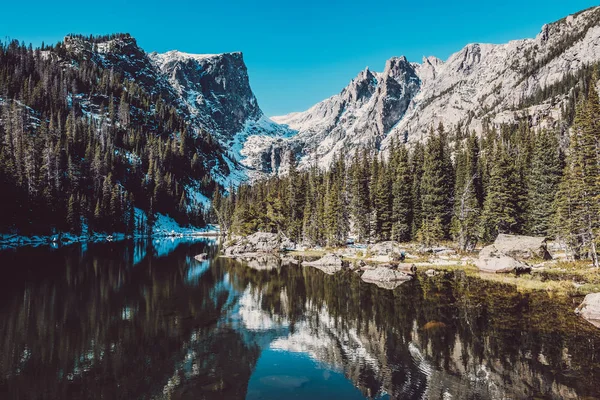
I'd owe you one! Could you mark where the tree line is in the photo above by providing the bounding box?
[216,73,600,265]
[0,36,227,235]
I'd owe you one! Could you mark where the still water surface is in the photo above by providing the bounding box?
[1,239,600,399]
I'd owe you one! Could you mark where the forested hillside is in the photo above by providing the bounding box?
[0,35,228,235]
[217,69,600,266]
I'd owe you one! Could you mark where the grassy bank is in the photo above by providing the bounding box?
[288,245,600,296]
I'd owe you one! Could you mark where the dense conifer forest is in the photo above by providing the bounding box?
[217,69,600,266]
[0,36,226,235]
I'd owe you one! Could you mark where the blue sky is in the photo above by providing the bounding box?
[2,0,598,116]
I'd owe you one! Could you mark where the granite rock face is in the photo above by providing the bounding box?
[223,232,281,256]
[475,234,550,273]
[361,267,413,290]
[576,293,600,328]
[258,7,600,174]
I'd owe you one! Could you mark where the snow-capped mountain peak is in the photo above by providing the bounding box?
[247,6,600,174]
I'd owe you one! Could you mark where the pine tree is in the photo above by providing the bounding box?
[391,144,412,242]
[526,129,563,236]
[420,124,454,238]
[285,151,304,242]
[479,142,525,242]
[66,194,79,233]
[554,80,600,265]
[451,133,481,251]
[349,149,371,242]
[411,142,425,237]
[416,217,444,247]
[373,158,392,240]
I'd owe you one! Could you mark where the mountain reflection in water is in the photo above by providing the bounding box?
[0,239,599,400]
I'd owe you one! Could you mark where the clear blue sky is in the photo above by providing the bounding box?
[2,0,598,116]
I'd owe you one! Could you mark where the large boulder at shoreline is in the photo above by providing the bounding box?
[302,254,344,275]
[492,234,552,260]
[475,234,550,273]
[361,266,413,290]
[576,293,600,328]
[223,232,281,256]
[368,241,403,257]
[475,248,530,273]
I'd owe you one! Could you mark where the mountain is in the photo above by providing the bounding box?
[0,33,274,234]
[62,34,297,179]
[255,6,600,172]
[3,4,600,237]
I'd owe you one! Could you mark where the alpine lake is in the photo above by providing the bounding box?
[1,238,600,399]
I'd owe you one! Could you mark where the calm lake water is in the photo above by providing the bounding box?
[1,239,600,399]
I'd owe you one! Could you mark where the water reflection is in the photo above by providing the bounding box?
[0,241,599,400]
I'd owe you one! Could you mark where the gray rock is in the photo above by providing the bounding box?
[368,241,404,256]
[492,234,552,260]
[475,234,550,273]
[475,244,531,273]
[223,232,281,256]
[302,254,344,275]
[279,237,297,252]
[361,267,413,289]
[576,293,600,328]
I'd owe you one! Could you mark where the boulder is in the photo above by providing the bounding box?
[475,234,550,273]
[302,254,344,275]
[492,234,552,260]
[575,293,600,328]
[368,241,403,256]
[361,266,413,290]
[223,232,280,256]
[279,237,297,252]
[475,244,531,273]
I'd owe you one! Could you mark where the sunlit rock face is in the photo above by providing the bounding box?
[59,8,600,179]
[149,51,262,141]
[251,7,600,174]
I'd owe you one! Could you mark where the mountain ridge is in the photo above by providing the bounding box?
[257,5,600,172]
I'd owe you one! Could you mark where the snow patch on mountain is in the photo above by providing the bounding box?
[246,6,600,174]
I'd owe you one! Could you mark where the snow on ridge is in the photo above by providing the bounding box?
[148,50,239,68]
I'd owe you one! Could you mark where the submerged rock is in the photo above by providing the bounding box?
[576,293,600,328]
[361,266,413,290]
[475,234,550,273]
[302,254,343,275]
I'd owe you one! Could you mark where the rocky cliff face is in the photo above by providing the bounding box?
[148,50,263,142]
[60,6,600,179]
[256,6,600,174]
[271,56,420,169]
[62,34,294,182]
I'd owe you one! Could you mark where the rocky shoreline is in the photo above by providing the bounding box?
[220,231,600,329]
[0,230,219,250]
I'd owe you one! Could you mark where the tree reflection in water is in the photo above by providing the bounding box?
[0,240,599,400]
